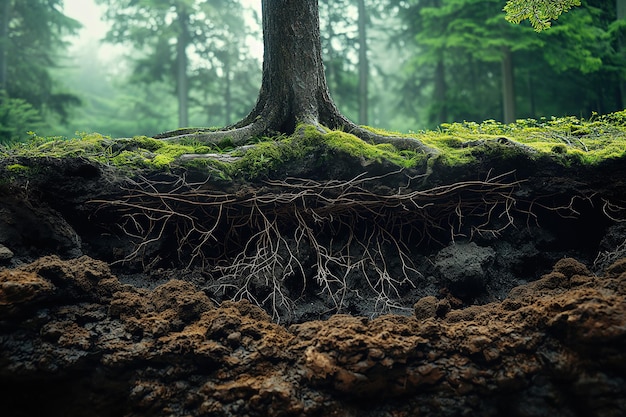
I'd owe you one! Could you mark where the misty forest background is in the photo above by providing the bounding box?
[1,0,625,145]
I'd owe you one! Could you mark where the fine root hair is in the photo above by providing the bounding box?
[94,170,546,321]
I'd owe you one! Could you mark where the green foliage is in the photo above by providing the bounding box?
[504,0,582,31]
[1,0,82,124]
[417,110,626,166]
[0,94,44,144]
[390,0,621,128]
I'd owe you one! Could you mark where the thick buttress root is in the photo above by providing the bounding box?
[152,102,441,158]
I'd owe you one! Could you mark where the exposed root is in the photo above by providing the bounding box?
[602,199,626,222]
[153,116,270,146]
[594,199,626,271]
[153,109,440,159]
[92,171,537,322]
[342,122,440,156]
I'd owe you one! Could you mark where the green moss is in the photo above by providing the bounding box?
[109,150,149,168]
[131,136,164,151]
[1,162,41,181]
[6,163,29,173]
[410,110,626,167]
[217,137,235,151]
[182,158,234,181]
[324,130,423,168]
[231,125,426,178]
[2,110,626,179]
[236,137,296,178]
[0,132,222,173]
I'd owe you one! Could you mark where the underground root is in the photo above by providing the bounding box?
[93,171,559,322]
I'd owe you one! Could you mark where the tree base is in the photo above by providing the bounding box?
[153,106,441,158]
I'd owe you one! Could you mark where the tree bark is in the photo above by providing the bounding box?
[257,0,334,130]
[501,46,516,124]
[357,0,369,125]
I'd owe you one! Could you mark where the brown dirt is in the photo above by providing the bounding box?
[1,255,625,416]
[2,151,626,416]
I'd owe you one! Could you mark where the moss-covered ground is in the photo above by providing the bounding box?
[2,110,625,180]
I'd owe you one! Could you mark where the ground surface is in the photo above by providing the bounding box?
[1,134,626,416]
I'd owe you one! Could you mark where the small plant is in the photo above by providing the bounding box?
[0,94,44,145]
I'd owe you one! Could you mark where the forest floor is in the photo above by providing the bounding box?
[1,117,626,416]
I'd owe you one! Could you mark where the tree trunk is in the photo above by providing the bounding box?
[526,70,536,118]
[157,0,438,156]
[176,6,190,128]
[257,0,334,130]
[433,58,447,125]
[357,0,369,125]
[618,0,626,109]
[501,46,516,124]
[206,0,347,136]
[224,55,232,126]
[0,0,10,91]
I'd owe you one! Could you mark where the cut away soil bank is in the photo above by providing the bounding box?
[1,126,626,415]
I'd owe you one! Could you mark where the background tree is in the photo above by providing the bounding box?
[319,0,360,121]
[611,0,625,108]
[96,0,194,127]
[606,0,626,108]
[319,0,393,126]
[357,0,369,125]
[0,0,80,143]
[390,0,618,127]
[61,39,178,137]
[95,0,257,128]
[190,1,261,126]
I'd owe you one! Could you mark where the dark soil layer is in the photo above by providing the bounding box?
[1,153,626,416]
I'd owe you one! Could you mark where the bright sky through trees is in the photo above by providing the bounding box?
[63,0,113,58]
[63,0,263,59]
[63,0,108,38]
